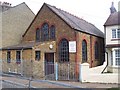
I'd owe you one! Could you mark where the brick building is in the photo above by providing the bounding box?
[1,3,105,79]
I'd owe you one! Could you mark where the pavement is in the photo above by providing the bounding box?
[1,73,120,89]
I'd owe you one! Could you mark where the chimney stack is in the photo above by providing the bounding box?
[110,2,117,14]
[0,1,12,12]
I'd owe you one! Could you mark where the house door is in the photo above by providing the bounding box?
[45,53,54,75]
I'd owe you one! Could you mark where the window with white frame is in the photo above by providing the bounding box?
[115,49,120,66]
[112,29,120,39]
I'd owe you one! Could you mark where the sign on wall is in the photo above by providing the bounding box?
[69,41,76,53]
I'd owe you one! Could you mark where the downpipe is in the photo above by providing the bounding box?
[101,51,108,73]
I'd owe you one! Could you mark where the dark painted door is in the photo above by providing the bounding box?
[45,53,54,75]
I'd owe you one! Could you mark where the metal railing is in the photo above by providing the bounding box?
[2,59,80,81]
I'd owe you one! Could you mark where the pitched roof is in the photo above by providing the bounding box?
[46,3,104,38]
[104,11,120,26]
[2,2,34,15]
[23,3,104,38]
[1,42,40,50]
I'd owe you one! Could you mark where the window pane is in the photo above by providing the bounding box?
[41,23,49,41]
[117,29,120,38]
[50,25,55,39]
[35,51,40,61]
[115,49,120,66]
[115,49,120,57]
[82,40,87,62]
[115,58,120,66]
[112,29,116,38]
[7,51,11,63]
[36,28,40,42]
[59,39,69,62]
[16,51,21,63]
[95,42,99,59]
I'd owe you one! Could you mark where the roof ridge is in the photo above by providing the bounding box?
[46,3,83,29]
[2,2,26,13]
[46,3,96,29]
[46,3,104,37]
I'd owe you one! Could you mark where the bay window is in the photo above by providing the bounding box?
[112,49,120,66]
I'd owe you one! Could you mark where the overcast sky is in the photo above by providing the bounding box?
[1,0,119,32]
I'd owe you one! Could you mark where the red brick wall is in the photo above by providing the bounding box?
[22,4,104,66]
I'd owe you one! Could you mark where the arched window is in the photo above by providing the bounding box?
[36,28,40,42]
[82,40,87,62]
[41,23,49,41]
[50,25,55,39]
[59,39,69,62]
[95,42,99,59]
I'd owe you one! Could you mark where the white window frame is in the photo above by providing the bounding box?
[115,49,120,66]
[112,48,120,67]
[112,29,120,39]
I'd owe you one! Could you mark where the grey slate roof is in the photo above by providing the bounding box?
[104,11,120,26]
[46,3,104,38]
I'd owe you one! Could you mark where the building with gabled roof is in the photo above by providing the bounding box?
[104,2,120,73]
[0,2,35,48]
[1,3,105,80]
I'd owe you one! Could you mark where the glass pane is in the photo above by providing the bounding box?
[117,29,120,38]
[115,58,120,66]
[41,23,49,41]
[115,49,120,57]
[36,29,40,41]
[82,40,87,62]
[112,29,116,38]
[50,25,55,39]
[59,39,69,62]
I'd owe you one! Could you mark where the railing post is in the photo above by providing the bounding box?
[20,59,23,76]
[55,62,58,81]
[68,64,69,80]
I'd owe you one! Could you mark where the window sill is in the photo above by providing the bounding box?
[111,39,120,41]
[111,66,120,68]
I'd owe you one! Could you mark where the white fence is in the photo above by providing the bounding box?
[79,63,119,84]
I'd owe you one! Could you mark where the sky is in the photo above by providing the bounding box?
[1,0,119,32]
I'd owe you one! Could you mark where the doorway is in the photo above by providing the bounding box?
[44,53,54,75]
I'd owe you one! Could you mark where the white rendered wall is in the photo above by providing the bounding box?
[105,25,120,45]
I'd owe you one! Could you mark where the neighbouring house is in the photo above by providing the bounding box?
[104,2,120,73]
[1,3,105,80]
[0,2,35,48]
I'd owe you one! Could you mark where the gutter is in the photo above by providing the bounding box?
[101,51,108,73]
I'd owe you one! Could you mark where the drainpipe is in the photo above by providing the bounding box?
[101,51,108,73]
